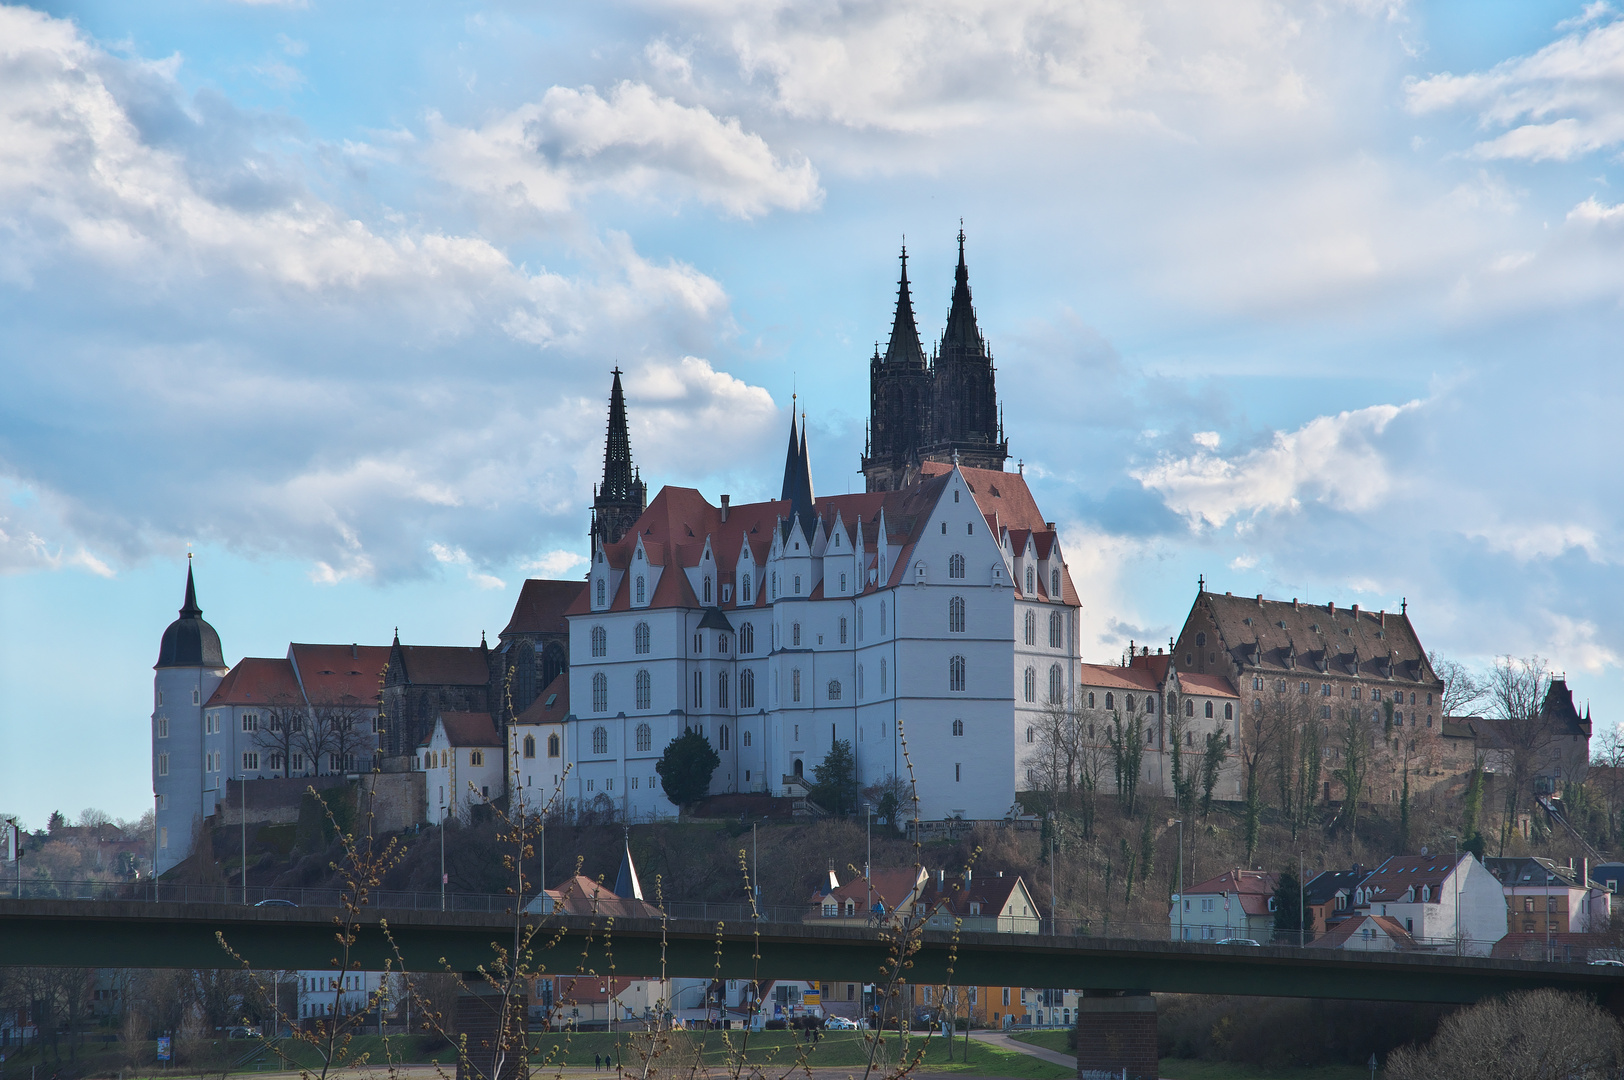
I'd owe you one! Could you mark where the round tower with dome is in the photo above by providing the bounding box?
[152,557,228,874]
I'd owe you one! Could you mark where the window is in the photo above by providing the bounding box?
[792,622,801,646]
[693,671,704,708]
[1321,704,1332,719]
[857,609,865,641]
[718,671,730,708]
[956,763,962,781]
[881,658,887,693]
[157,753,169,777]
[1049,611,1062,648]
[636,576,646,603]
[1025,610,1036,645]
[1253,676,1264,690]
[793,668,802,702]
[548,734,560,757]
[827,680,841,701]
[741,669,755,708]
[192,689,199,705]
[469,750,484,767]
[1049,664,1063,703]
[794,574,802,594]
[949,553,966,578]
[1025,566,1034,592]
[704,576,713,603]
[740,623,754,653]
[1051,568,1060,595]
[1126,695,1136,712]
[1105,692,1114,710]
[694,632,703,654]
[952,719,964,736]
[949,596,966,633]
[591,626,607,658]
[156,717,168,738]
[523,735,536,759]
[1185,699,1194,717]
[592,672,608,712]
[636,669,651,710]
[743,576,752,603]
[1322,683,1332,696]
[1146,727,1154,745]
[950,656,966,692]
[1224,703,1233,719]
[596,579,605,606]
[1205,701,1214,718]
[1276,680,1286,693]
[880,602,887,635]
[241,713,258,732]
[1026,725,1034,744]
[592,726,608,754]
[840,616,848,643]
[1024,667,1036,703]
[635,622,650,654]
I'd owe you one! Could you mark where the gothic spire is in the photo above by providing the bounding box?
[600,367,637,502]
[180,555,201,618]
[779,403,816,540]
[882,244,927,369]
[940,225,984,357]
[779,400,800,502]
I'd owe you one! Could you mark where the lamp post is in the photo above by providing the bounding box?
[864,803,873,921]
[1172,819,1183,942]
[440,807,447,912]
[1446,834,1460,955]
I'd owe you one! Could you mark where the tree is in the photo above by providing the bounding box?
[1385,988,1623,1080]
[1294,710,1322,839]
[1430,650,1487,718]
[257,696,307,776]
[1335,705,1369,847]
[1398,761,1412,854]
[811,739,859,816]
[656,727,720,810]
[1168,708,1195,821]
[1138,812,1156,884]
[861,773,909,831]
[1273,867,1303,944]
[1105,710,1145,816]
[1239,702,1278,865]
[1488,655,1553,855]
[1199,732,1225,820]
[1030,699,1073,804]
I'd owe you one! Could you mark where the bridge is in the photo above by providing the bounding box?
[4,898,1622,1007]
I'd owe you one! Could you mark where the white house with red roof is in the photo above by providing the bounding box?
[1348,853,1507,955]
[1170,869,1279,942]
[419,712,504,824]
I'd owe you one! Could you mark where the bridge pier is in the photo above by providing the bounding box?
[453,985,528,1080]
[1074,990,1157,1080]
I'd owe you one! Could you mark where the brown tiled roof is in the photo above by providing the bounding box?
[1192,592,1439,686]
[542,874,663,919]
[206,657,303,707]
[1441,717,1479,740]
[919,871,1031,918]
[515,674,570,724]
[1183,869,1278,916]
[398,644,489,686]
[435,711,500,748]
[1491,933,1617,960]
[290,643,390,707]
[1357,854,1467,903]
[502,579,587,637]
[1178,672,1240,698]
[1307,913,1417,950]
[1077,663,1160,692]
[815,867,927,911]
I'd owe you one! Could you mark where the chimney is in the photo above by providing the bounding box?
[1256,594,1263,605]
[938,868,946,889]
[965,867,973,885]
[720,494,730,523]
[997,870,1004,878]
[1351,604,1360,619]
[1380,611,1386,627]
[1292,598,1299,611]
[1045,521,1056,530]
[1328,601,1336,616]
[351,643,357,659]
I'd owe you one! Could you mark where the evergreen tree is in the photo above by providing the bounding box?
[655,727,721,810]
[1106,711,1145,816]
[811,739,859,816]
[1273,866,1303,944]
[1199,732,1225,820]
[1398,763,1411,854]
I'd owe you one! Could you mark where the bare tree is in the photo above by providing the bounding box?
[256,696,306,777]
[1105,710,1145,816]
[1488,654,1553,855]
[1335,704,1370,848]
[1430,650,1487,717]
[294,704,375,775]
[1031,698,1076,805]
[1239,701,1278,864]
[1385,988,1622,1080]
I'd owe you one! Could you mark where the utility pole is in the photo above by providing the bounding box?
[242,778,248,906]
[1173,819,1183,942]
[752,822,759,911]
[440,808,447,912]
[1049,827,1057,933]
[1298,850,1304,947]
[865,803,872,920]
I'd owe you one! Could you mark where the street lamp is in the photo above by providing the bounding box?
[1172,819,1183,943]
[864,803,873,921]
[440,807,447,912]
[1446,834,1460,955]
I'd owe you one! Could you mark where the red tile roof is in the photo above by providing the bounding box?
[434,711,500,748]
[1077,663,1161,692]
[919,871,1032,918]
[1183,869,1278,916]
[815,867,927,912]
[1307,914,1418,950]
[206,657,303,707]
[515,674,570,724]
[289,643,390,707]
[540,875,664,919]
[1357,854,1468,904]
[1178,673,1240,698]
[502,579,587,637]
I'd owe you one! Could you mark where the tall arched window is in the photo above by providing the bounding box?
[1026,726,1034,743]
[1025,566,1034,592]
[693,671,704,709]
[591,726,608,754]
[858,665,865,698]
[636,669,651,710]
[1225,703,1234,719]
[949,596,966,633]
[881,658,887,693]
[703,576,712,603]
[1196,632,1206,647]
[792,622,801,646]
[743,730,752,746]
[1049,611,1062,648]
[596,579,605,606]
[1105,692,1114,710]
[742,575,752,602]
[1024,667,1036,703]
[949,656,966,692]
[880,602,887,635]
[718,671,730,708]
[827,679,841,701]
[949,553,966,578]
[547,733,560,757]
[720,725,730,750]
[1186,699,1195,717]
[740,623,754,654]
[592,672,608,712]
[952,719,964,736]
[635,622,650,654]
[1088,691,1096,708]
[636,723,651,752]
[792,668,802,702]
[636,576,646,604]
[1024,610,1036,645]
[741,669,755,708]
[1049,664,1063,704]
[1205,700,1214,718]
[591,626,606,658]
[522,735,536,759]
[857,608,865,640]
[1051,568,1060,595]
[1126,695,1136,712]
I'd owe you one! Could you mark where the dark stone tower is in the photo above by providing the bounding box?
[924,227,1007,470]
[590,368,646,552]
[861,246,933,492]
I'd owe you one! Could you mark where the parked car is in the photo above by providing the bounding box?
[1588,959,1624,968]
[824,1016,859,1030]
[1216,938,1261,947]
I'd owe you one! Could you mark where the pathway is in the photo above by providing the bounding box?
[967,1030,1076,1070]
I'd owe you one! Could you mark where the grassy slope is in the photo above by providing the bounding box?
[1007,1032,1371,1080]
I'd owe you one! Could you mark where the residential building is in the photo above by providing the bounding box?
[1305,914,1418,953]
[1170,869,1279,942]
[810,866,929,925]
[1484,856,1611,935]
[294,970,400,1026]
[917,868,1042,934]
[1302,869,1365,939]
[1347,853,1506,955]
[418,713,504,823]
[509,674,569,816]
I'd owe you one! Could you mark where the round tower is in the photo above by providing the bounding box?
[152,558,228,875]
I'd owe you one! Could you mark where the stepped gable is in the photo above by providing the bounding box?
[515,673,570,724]
[1194,591,1436,684]
[434,711,501,748]
[501,579,586,639]
[289,643,390,706]
[206,657,302,707]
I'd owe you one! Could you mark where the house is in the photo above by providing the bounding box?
[808,866,929,926]
[1348,853,1506,955]
[917,868,1042,934]
[540,975,672,1029]
[526,841,663,919]
[417,712,504,823]
[1305,914,1418,953]
[1170,869,1279,942]
[1302,869,1365,939]
[509,673,570,816]
[1490,932,1624,964]
[1483,856,1611,935]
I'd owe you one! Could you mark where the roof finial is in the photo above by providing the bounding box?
[952,448,960,467]
[1198,574,1206,592]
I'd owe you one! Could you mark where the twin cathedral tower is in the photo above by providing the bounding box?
[590,229,1008,548]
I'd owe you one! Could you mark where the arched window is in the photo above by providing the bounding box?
[1205,700,1214,718]
[739,623,754,654]
[952,719,964,736]
[949,656,966,692]
[792,668,802,702]
[1254,698,1263,713]
[1225,702,1234,719]
[636,576,646,603]
[720,725,730,750]
[1051,568,1060,595]
[740,669,755,708]
[827,680,842,701]
[1105,692,1115,710]
[1025,567,1035,592]
[1049,664,1063,704]
[718,671,730,708]
[1185,699,1194,717]
[1024,610,1036,645]
[792,622,801,647]
[592,672,608,712]
[742,575,752,602]
[1024,667,1036,703]
[1126,695,1136,712]
[704,576,712,604]
[522,735,536,759]
[1026,726,1034,744]
[1195,632,1206,647]
[636,723,652,752]
[949,596,966,633]
[1049,611,1062,648]
[596,579,605,606]
[857,608,865,640]
[1088,691,1096,708]
[881,658,887,693]
[949,553,966,578]
[591,626,606,658]
[693,671,704,709]
[635,622,650,654]
[880,602,887,635]
[547,733,560,757]
[858,665,865,698]
[743,729,752,746]
[636,669,651,710]
[591,726,608,754]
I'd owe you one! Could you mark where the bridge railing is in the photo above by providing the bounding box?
[0,878,1562,960]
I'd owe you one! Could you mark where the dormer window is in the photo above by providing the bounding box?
[636,576,646,604]
[722,583,733,604]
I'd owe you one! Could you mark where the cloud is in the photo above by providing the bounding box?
[427,81,822,219]
[1133,401,1421,529]
[429,543,506,590]
[521,549,589,577]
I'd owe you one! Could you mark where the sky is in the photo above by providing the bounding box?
[2,0,1622,830]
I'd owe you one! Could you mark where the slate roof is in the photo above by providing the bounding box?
[156,564,225,670]
[1356,854,1468,903]
[1182,869,1278,915]
[501,579,586,638]
[1303,870,1365,908]
[206,657,303,707]
[1191,591,1439,686]
[289,643,390,707]
[918,871,1033,919]
[1485,856,1589,890]
[434,711,501,748]
[396,644,490,686]
[515,674,570,724]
